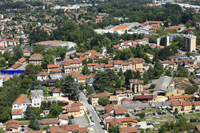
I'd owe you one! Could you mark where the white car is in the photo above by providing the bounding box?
[88,122,95,127]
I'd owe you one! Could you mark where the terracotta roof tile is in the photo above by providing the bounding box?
[13,94,27,105]
[47,64,59,69]
[18,57,26,63]
[12,109,22,115]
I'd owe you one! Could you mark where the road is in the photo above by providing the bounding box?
[79,92,105,133]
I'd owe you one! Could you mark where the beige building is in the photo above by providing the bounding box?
[29,53,43,65]
[193,101,200,111]
[183,34,196,53]
[62,59,82,73]
[88,93,110,106]
[129,79,144,93]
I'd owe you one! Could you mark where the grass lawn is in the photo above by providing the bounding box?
[19,120,29,125]
[144,114,176,125]
[141,108,157,114]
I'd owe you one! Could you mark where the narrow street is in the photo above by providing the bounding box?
[79,92,105,133]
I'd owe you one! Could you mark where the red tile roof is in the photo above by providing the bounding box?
[6,119,19,130]
[50,68,62,73]
[11,63,22,69]
[193,101,200,106]
[134,95,153,100]
[12,109,22,115]
[119,127,138,133]
[18,57,26,63]
[106,117,137,126]
[88,93,110,98]
[171,101,181,106]
[13,94,27,105]
[47,64,59,69]
[25,131,43,133]
[32,53,42,57]
[113,25,129,31]
[48,125,88,133]
[103,112,114,119]
[169,94,194,100]
[71,102,83,107]
[67,107,80,112]
[182,101,192,106]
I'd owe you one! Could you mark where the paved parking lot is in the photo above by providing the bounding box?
[74,115,88,127]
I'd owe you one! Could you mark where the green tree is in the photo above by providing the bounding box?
[82,66,91,75]
[0,57,6,68]
[29,117,40,130]
[25,105,35,120]
[175,65,188,77]
[0,106,11,122]
[3,51,11,61]
[13,45,23,61]
[94,69,121,93]
[42,54,54,69]
[98,97,110,106]
[54,46,67,60]
[185,84,198,94]
[49,103,62,117]
[60,75,79,99]
[32,45,45,55]
[108,124,119,133]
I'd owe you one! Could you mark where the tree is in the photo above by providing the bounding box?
[175,65,188,77]
[0,57,6,68]
[29,117,40,130]
[82,66,91,75]
[98,97,110,106]
[42,54,54,69]
[55,46,67,60]
[60,75,79,99]
[49,103,62,117]
[3,51,11,61]
[0,106,11,122]
[108,124,119,133]
[13,45,23,61]
[32,45,45,55]
[25,105,35,120]
[185,84,198,94]
[94,69,121,93]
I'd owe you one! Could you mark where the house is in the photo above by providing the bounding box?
[133,95,153,102]
[12,94,31,119]
[40,118,60,126]
[62,59,82,73]
[66,47,76,59]
[171,101,181,112]
[37,72,48,81]
[175,53,188,60]
[196,125,200,132]
[168,94,194,100]
[6,119,19,133]
[29,53,43,65]
[104,104,127,119]
[30,90,44,107]
[11,63,22,69]
[48,124,88,133]
[58,114,68,125]
[105,117,138,131]
[0,77,3,87]
[22,49,31,56]
[18,57,26,64]
[129,79,144,93]
[65,106,81,116]
[119,127,138,133]
[193,101,200,110]
[88,93,110,106]
[109,95,119,104]
[85,77,94,87]
[116,90,133,102]
[121,98,134,105]
[49,68,63,80]
[47,64,59,73]
[181,101,192,111]
[51,88,60,97]
[12,109,23,119]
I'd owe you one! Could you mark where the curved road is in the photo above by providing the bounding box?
[79,92,105,133]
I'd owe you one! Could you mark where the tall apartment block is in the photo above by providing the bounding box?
[183,34,196,53]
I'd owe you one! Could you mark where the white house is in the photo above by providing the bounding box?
[31,90,44,107]
[51,88,60,97]
[12,94,31,119]
[37,72,48,81]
